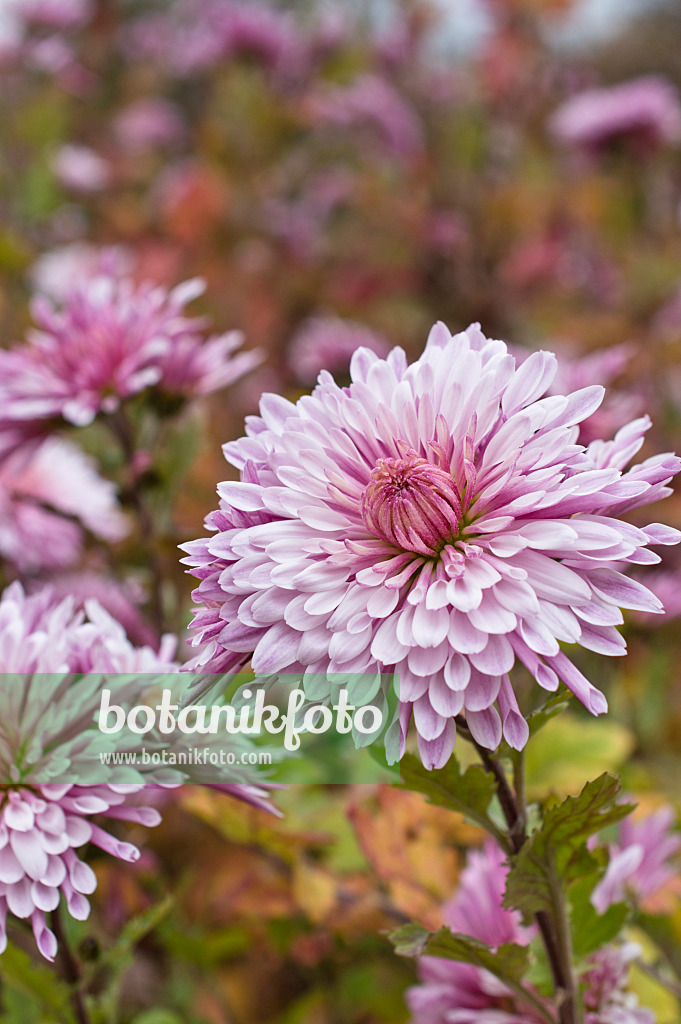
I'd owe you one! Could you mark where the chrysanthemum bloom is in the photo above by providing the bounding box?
[288,316,390,385]
[183,323,680,768]
[0,274,260,427]
[407,841,654,1024]
[0,583,277,959]
[550,76,681,155]
[591,805,681,914]
[0,437,128,573]
[29,243,133,302]
[308,73,424,156]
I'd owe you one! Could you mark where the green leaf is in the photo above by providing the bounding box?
[92,895,174,1020]
[389,925,552,1023]
[398,752,506,846]
[390,924,530,982]
[570,877,629,958]
[389,922,431,957]
[0,944,77,1023]
[504,773,634,924]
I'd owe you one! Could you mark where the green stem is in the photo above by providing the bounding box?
[106,408,167,635]
[457,723,580,1024]
[50,907,91,1024]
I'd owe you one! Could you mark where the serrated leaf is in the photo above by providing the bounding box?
[504,773,634,924]
[398,752,506,846]
[389,922,431,957]
[390,924,530,982]
[570,877,629,957]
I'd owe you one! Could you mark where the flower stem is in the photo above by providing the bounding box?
[107,408,167,635]
[456,721,580,1024]
[50,907,91,1024]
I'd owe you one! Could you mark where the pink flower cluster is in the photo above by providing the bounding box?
[183,322,680,768]
[308,73,424,157]
[128,0,299,78]
[0,274,259,428]
[288,316,390,385]
[550,76,681,155]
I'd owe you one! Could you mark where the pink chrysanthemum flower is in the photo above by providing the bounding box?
[591,805,681,914]
[550,76,681,155]
[0,275,260,428]
[288,316,390,386]
[0,437,128,572]
[0,583,277,960]
[183,322,680,768]
[407,841,654,1024]
[308,73,424,157]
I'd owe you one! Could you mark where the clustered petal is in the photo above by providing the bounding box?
[0,783,160,961]
[183,323,681,767]
[0,273,259,429]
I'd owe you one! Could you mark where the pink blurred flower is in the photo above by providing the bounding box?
[288,316,390,385]
[128,0,299,77]
[264,167,354,261]
[407,841,538,1024]
[653,285,681,335]
[10,0,90,29]
[592,805,681,914]
[182,322,680,768]
[0,436,128,572]
[582,945,654,1024]
[0,0,89,58]
[40,571,158,647]
[113,98,185,151]
[408,841,654,1024]
[632,570,681,624]
[52,144,110,193]
[550,76,681,155]
[308,73,424,157]
[514,343,640,446]
[29,243,133,302]
[0,274,259,427]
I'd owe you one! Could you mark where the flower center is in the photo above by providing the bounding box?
[361,455,462,556]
